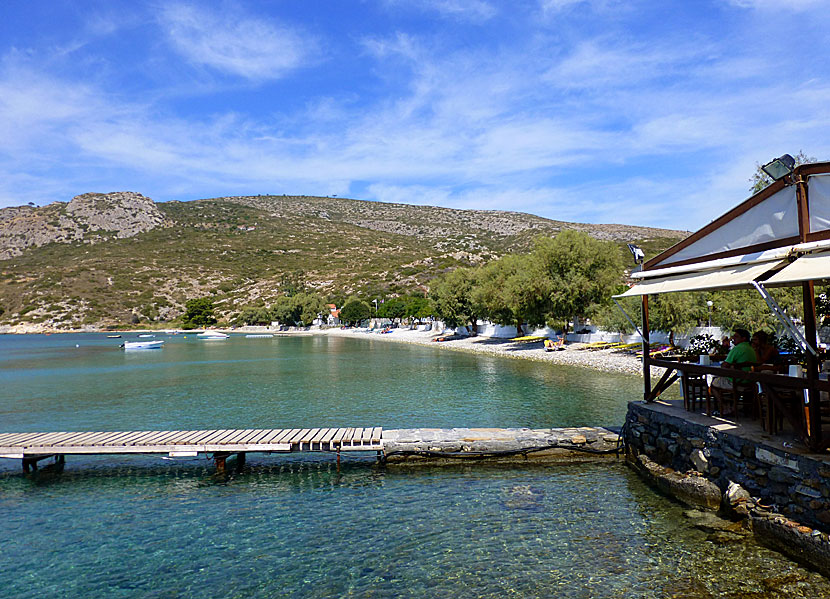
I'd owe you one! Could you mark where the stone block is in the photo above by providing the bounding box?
[795,484,823,499]
[768,467,796,484]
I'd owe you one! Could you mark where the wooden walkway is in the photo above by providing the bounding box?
[0,427,383,472]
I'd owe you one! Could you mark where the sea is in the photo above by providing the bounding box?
[1,332,828,598]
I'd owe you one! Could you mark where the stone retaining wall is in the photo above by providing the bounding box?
[626,401,830,575]
[626,401,830,529]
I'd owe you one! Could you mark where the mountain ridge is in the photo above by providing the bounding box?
[0,192,688,330]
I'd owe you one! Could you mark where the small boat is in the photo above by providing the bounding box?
[107,335,122,339]
[245,334,274,338]
[138,334,155,338]
[196,331,229,339]
[121,340,164,350]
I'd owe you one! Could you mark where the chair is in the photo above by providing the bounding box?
[682,372,711,414]
[759,383,804,435]
[717,380,758,419]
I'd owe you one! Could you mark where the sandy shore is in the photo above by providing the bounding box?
[318,327,659,378]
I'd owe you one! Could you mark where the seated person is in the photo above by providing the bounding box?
[544,337,564,351]
[710,328,758,411]
[751,330,779,365]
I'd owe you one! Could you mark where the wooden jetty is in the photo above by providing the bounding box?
[0,427,383,472]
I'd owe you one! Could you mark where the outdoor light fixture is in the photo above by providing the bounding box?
[627,244,645,264]
[760,153,796,181]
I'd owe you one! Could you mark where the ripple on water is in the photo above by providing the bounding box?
[1,460,828,599]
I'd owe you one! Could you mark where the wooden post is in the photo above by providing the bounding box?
[803,280,822,450]
[642,295,652,401]
[214,453,227,474]
[235,452,246,472]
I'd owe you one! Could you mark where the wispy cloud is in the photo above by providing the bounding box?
[383,0,497,22]
[726,0,825,10]
[2,1,830,231]
[158,3,317,80]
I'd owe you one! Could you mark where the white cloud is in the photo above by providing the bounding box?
[158,3,316,80]
[383,0,497,22]
[726,0,825,10]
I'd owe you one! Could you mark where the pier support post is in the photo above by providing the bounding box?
[235,452,246,472]
[214,453,228,474]
[22,454,63,473]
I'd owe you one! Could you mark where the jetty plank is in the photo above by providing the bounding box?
[0,426,386,467]
[257,429,289,444]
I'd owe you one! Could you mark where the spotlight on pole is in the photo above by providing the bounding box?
[761,153,796,182]
[627,244,645,265]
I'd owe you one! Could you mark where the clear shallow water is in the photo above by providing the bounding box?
[0,333,642,432]
[1,334,828,598]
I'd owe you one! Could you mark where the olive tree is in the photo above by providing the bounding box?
[534,231,624,332]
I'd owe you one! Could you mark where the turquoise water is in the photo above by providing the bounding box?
[1,333,828,598]
[0,333,641,433]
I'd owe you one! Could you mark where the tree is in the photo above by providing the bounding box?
[591,294,639,336]
[236,305,273,326]
[377,297,407,324]
[534,231,624,332]
[473,253,551,336]
[182,297,217,329]
[648,291,707,346]
[750,150,817,194]
[404,296,434,323]
[293,292,328,326]
[271,296,300,325]
[430,267,480,333]
[709,287,803,334]
[340,298,371,326]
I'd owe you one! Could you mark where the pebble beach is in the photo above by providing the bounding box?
[319,326,660,377]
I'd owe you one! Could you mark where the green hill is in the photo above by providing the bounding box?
[0,192,687,330]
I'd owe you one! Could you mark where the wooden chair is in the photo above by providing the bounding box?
[715,375,759,420]
[682,372,711,414]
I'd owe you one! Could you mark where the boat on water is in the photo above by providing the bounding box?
[245,334,274,338]
[196,331,229,339]
[121,340,164,350]
[106,335,122,339]
[137,334,155,338]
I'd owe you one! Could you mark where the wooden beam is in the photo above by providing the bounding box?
[642,295,652,401]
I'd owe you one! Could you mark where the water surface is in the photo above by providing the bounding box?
[0,333,826,598]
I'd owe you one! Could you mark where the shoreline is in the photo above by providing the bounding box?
[318,327,660,378]
[0,324,659,378]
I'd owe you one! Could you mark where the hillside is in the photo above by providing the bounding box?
[0,192,687,330]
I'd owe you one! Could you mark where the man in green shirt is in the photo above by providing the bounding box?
[710,328,758,414]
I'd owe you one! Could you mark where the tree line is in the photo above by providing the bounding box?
[183,227,828,342]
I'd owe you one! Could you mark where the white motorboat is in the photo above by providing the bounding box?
[196,331,229,339]
[137,334,155,338]
[245,334,274,338]
[121,340,164,350]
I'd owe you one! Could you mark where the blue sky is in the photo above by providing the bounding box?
[1,0,829,230]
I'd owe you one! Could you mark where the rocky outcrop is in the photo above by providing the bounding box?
[0,192,165,259]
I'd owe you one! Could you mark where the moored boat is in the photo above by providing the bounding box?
[121,340,164,350]
[196,331,229,339]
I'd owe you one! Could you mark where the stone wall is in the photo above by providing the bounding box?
[625,401,830,530]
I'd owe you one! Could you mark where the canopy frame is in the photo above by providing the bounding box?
[633,162,830,451]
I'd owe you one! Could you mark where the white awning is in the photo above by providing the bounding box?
[615,260,784,297]
[764,250,830,285]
